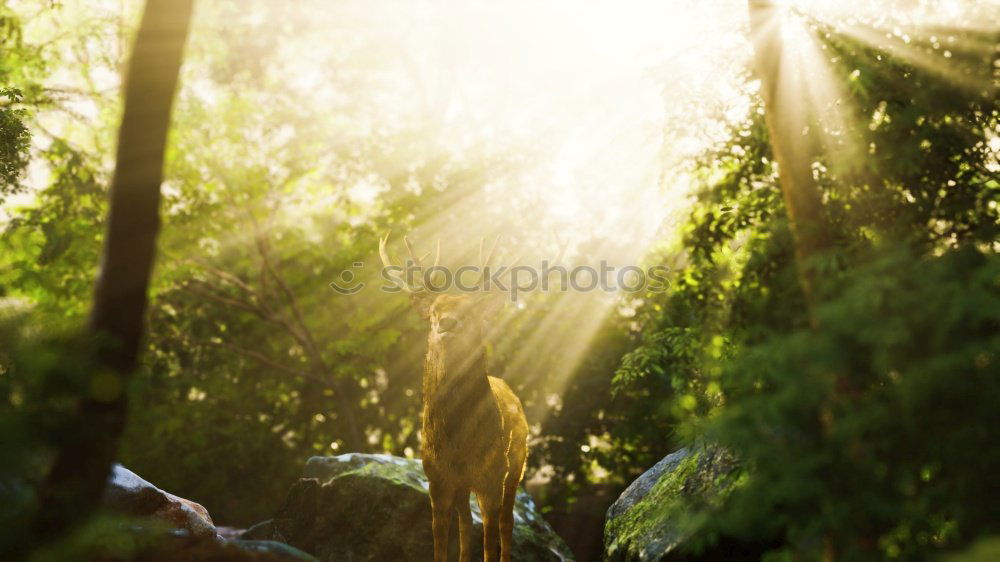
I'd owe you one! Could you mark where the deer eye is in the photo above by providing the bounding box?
[437,316,460,333]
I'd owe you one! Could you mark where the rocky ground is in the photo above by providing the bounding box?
[93,456,571,561]
[79,447,763,561]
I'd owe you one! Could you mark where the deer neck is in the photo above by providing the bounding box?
[423,335,489,397]
[422,333,495,438]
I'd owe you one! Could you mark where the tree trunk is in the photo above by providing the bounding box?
[747,0,832,317]
[747,6,847,559]
[32,0,194,540]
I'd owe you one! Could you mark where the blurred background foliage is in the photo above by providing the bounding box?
[0,0,998,560]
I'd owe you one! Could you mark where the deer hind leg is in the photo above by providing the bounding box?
[476,490,502,562]
[429,478,456,562]
[499,463,523,562]
[454,487,473,562]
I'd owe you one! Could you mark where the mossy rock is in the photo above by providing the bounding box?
[248,453,573,561]
[604,446,765,561]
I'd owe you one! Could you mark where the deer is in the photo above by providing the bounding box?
[379,233,555,562]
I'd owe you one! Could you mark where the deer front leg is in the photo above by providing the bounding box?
[429,477,456,562]
[454,488,473,562]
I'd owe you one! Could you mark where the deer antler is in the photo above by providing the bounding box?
[379,230,396,267]
[404,236,440,271]
[548,230,568,265]
[476,235,505,288]
[478,236,500,271]
[476,234,536,291]
[380,231,441,293]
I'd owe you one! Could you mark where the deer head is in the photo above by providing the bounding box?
[379,233,511,374]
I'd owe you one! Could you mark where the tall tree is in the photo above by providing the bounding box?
[32,0,194,539]
[746,0,832,317]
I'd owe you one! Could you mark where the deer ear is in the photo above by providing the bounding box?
[410,291,435,319]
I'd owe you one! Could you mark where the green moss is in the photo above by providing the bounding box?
[335,460,428,494]
[605,447,739,561]
[605,451,699,559]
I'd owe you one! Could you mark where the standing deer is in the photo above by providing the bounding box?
[379,233,533,562]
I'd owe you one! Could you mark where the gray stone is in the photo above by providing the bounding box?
[102,464,219,540]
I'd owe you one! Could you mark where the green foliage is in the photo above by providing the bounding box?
[0,87,30,199]
[0,306,110,555]
[617,23,1000,561]
[0,140,104,314]
[944,537,1000,562]
[0,1,49,202]
[706,248,1000,559]
[26,514,169,562]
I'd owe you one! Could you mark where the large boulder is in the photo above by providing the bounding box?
[100,464,316,561]
[102,464,219,539]
[244,453,574,561]
[604,446,765,561]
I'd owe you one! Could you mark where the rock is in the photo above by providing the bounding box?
[99,465,316,561]
[132,534,319,561]
[102,464,219,540]
[228,540,319,561]
[242,519,278,541]
[251,453,574,561]
[604,446,750,561]
[218,526,248,540]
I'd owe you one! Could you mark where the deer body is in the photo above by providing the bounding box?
[380,234,538,562]
[420,294,528,562]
